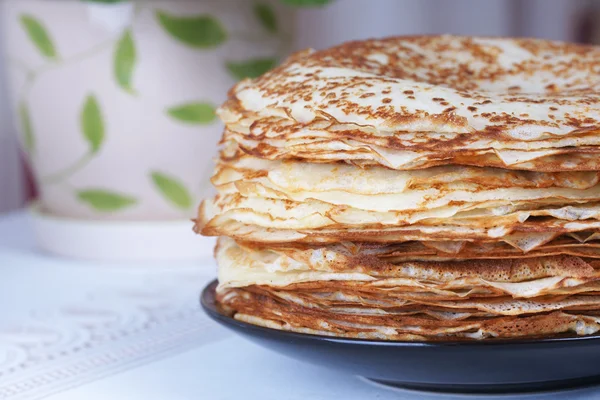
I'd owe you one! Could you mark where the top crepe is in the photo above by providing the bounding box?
[220,36,600,171]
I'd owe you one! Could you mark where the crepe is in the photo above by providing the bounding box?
[215,237,600,292]
[219,288,600,340]
[198,35,600,340]
[198,140,600,242]
[215,238,600,339]
[219,36,600,171]
[223,124,600,172]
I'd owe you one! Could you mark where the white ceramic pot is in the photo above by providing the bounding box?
[1,0,293,259]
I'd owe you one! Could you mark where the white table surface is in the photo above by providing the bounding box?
[2,211,600,400]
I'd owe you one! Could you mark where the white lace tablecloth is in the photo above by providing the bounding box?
[1,211,600,400]
[0,212,223,400]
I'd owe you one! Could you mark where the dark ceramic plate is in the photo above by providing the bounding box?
[201,280,600,394]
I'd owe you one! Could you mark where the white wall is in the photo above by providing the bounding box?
[294,0,584,50]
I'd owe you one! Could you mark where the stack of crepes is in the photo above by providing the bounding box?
[196,36,600,340]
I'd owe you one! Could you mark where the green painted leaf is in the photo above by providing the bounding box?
[254,3,278,33]
[151,172,193,210]
[167,102,216,125]
[226,58,277,80]
[156,11,227,49]
[20,15,58,60]
[280,0,333,5]
[78,189,137,211]
[114,29,137,94]
[81,95,104,153]
[19,102,34,153]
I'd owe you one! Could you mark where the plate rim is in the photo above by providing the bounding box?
[200,279,600,348]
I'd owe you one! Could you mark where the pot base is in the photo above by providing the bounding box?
[29,205,214,262]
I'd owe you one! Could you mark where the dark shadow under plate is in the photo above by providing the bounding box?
[201,280,600,395]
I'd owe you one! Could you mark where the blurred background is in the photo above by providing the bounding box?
[1,0,600,215]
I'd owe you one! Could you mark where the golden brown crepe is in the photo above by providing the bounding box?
[198,35,600,340]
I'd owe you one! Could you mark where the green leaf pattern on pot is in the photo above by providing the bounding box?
[114,29,137,94]
[151,172,193,210]
[254,3,278,33]
[226,58,277,80]
[156,11,227,49]
[81,95,105,154]
[9,2,293,214]
[19,102,35,154]
[167,102,217,125]
[20,15,58,60]
[78,189,137,211]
